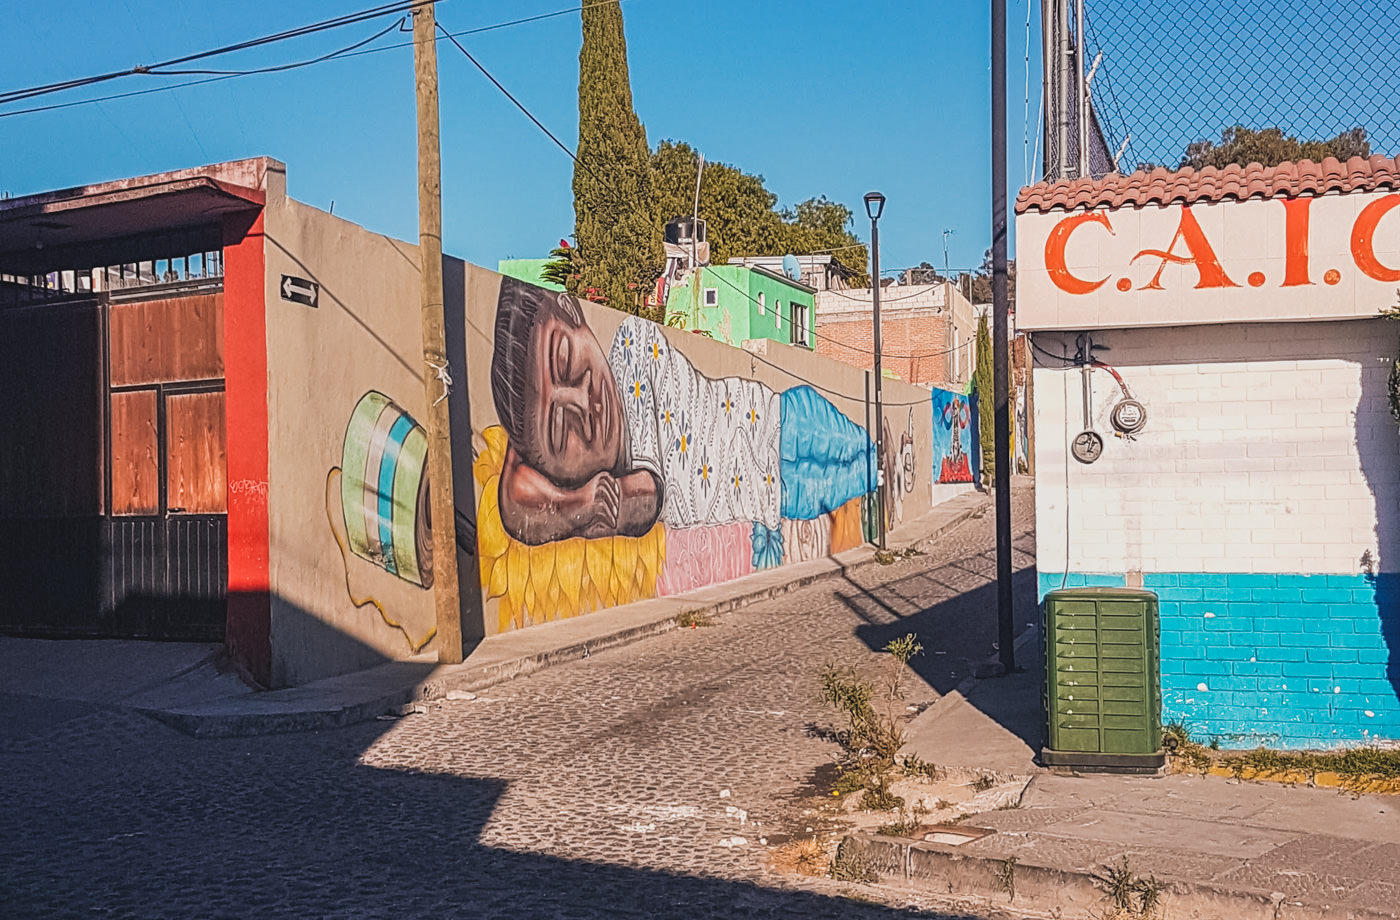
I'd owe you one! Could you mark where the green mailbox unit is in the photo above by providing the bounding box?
[1043,587,1164,771]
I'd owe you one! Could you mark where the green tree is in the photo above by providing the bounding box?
[650,141,783,264]
[972,312,1015,485]
[974,314,995,483]
[649,141,868,283]
[573,0,662,314]
[778,196,868,284]
[540,239,580,289]
[1180,125,1370,171]
[967,248,1016,310]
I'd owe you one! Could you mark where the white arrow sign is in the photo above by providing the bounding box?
[279,275,318,307]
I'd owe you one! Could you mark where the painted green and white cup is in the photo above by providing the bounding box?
[339,391,434,588]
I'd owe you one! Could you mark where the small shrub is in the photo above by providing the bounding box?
[675,610,714,628]
[770,837,828,876]
[829,838,879,883]
[861,780,905,813]
[901,753,943,781]
[970,774,995,793]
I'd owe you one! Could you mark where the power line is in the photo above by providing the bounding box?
[0,1,631,121]
[0,1,430,107]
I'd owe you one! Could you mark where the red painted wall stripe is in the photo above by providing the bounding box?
[222,210,271,685]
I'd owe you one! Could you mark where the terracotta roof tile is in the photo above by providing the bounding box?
[1015,155,1400,214]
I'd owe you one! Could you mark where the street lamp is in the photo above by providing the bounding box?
[864,191,886,550]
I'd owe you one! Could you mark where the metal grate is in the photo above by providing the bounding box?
[1045,0,1400,179]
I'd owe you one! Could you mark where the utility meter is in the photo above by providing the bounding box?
[1071,430,1104,464]
[1110,398,1147,435]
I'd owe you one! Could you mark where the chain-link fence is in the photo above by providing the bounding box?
[1044,0,1400,179]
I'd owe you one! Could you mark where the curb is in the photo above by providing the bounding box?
[841,833,1400,920]
[150,493,992,738]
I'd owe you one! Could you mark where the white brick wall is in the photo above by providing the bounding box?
[1033,319,1400,577]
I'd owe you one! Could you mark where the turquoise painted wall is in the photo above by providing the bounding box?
[1039,572,1400,749]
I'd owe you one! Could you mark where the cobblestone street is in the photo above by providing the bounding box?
[2,488,1036,919]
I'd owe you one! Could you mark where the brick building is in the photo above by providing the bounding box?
[1018,156,1400,749]
[814,281,979,388]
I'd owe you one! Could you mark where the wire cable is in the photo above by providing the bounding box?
[0,2,626,121]
[0,1,430,106]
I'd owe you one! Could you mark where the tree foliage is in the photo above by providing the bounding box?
[967,248,1017,310]
[572,1,662,314]
[1179,125,1370,171]
[974,314,994,482]
[649,140,868,282]
[972,312,1015,484]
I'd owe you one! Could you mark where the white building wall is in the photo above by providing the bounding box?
[1035,319,1399,579]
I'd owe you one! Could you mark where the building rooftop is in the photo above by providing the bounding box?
[1015,154,1400,214]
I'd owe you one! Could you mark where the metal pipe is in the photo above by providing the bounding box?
[992,0,1016,672]
[871,217,886,551]
[1076,0,1088,177]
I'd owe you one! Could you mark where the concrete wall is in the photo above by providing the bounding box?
[261,191,433,687]
[815,282,979,388]
[255,210,934,685]
[454,270,932,637]
[1033,319,1400,747]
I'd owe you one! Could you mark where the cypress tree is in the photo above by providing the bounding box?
[974,314,995,483]
[973,313,1017,485]
[573,1,662,315]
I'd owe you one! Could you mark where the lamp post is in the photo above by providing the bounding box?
[865,190,886,550]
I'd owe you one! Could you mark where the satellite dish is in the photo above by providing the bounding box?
[782,254,802,281]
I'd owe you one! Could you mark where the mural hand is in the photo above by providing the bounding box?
[582,470,620,534]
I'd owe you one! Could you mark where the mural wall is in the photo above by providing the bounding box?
[930,386,982,507]
[462,275,931,634]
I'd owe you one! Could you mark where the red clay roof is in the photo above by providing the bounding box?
[1015,155,1400,214]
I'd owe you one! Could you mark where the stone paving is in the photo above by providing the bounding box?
[1,489,1036,919]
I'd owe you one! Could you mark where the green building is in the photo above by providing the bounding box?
[665,264,816,350]
[497,258,564,292]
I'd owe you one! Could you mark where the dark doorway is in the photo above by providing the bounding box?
[0,243,228,640]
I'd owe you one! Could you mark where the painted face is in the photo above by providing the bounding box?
[525,301,625,487]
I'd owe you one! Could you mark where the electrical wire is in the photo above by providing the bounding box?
[0,1,431,106]
[0,1,634,121]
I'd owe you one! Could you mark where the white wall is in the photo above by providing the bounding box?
[1034,319,1400,579]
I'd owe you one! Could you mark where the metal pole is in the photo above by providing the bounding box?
[871,217,886,551]
[1076,0,1088,177]
[1056,0,1070,181]
[414,3,464,662]
[992,0,1016,672]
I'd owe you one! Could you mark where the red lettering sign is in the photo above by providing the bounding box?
[1351,193,1400,283]
[1131,207,1238,290]
[1044,211,1113,295]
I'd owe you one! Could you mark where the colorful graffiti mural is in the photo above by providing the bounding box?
[478,278,883,628]
[931,387,976,484]
[325,391,436,651]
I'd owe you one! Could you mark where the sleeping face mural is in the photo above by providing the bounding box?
[481,276,885,629]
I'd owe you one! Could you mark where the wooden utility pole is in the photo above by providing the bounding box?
[414,2,464,662]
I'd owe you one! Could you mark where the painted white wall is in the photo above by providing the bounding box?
[1018,191,1400,331]
[1033,319,1400,578]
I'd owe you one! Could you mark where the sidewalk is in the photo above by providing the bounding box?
[854,626,1400,920]
[0,490,991,740]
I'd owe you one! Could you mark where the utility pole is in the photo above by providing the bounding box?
[992,0,1016,672]
[415,2,464,663]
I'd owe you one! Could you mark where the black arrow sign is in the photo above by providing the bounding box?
[280,274,318,308]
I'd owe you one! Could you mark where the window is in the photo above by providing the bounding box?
[774,300,781,328]
[757,291,765,315]
[790,302,811,347]
[704,288,718,306]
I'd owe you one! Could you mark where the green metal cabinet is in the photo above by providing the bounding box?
[1042,587,1164,771]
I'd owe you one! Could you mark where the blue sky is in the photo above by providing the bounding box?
[1,0,1041,276]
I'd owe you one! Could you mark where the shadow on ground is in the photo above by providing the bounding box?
[834,520,1044,756]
